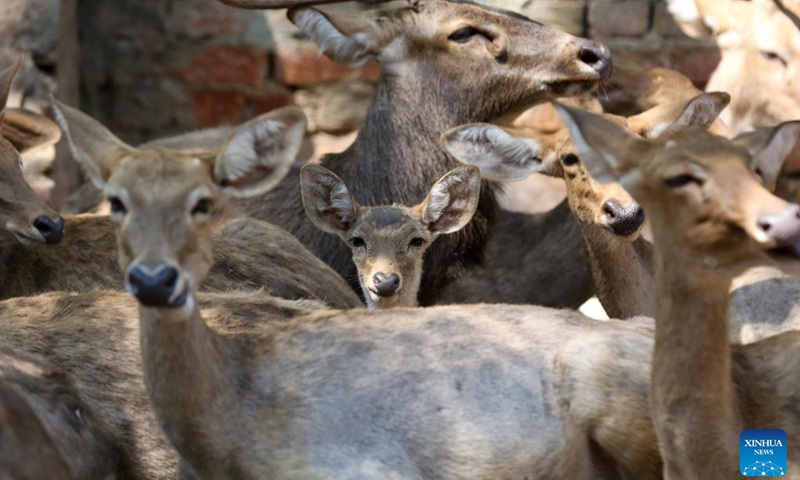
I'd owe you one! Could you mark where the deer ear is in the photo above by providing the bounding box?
[289,6,404,66]
[735,121,800,191]
[213,107,306,197]
[300,164,358,236]
[1,109,61,154]
[553,101,653,185]
[0,57,22,122]
[442,124,551,182]
[49,99,135,189]
[647,92,730,139]
[420,165,481,235]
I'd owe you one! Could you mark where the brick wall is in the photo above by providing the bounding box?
[70,1,718,145]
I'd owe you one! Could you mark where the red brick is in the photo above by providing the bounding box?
[251,83,296,115]
[275,42,381,88]
[676,49,721,87]
[191,90,248,128]
[180,46,268,88]
[171,2,257,40]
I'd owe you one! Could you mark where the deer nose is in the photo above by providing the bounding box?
[758,204,800,246]
[578,41,612,79]
[127,263,183,308]
[372,272,401,297]
[33,215,65,245]
[603,198,645,237]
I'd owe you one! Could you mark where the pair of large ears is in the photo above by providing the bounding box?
[441,92,730,184]
[288,2,418,66]
[300,164,481,237]
[50,100,306,197]
[552,102,800,189]
[0,58,61,154]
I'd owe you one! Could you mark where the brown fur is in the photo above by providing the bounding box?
[556,103,800,478]
[224,0,612,304]
[301,164,481,309]
[0,377,74,480]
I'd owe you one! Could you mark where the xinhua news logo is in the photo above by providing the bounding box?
[740,429,787,476]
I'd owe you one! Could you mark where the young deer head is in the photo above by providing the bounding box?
[51,101,306,313]
[301,164,480,309]
[444,93,731,243]
[0,59,65,246]
[555,102,800,269]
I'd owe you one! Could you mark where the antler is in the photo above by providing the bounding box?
[216,0,413,9]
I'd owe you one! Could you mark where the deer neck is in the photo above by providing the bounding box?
[138,298,239,469]
[650,237,741,463]
[580,225,656,319]
[346,76,494,202]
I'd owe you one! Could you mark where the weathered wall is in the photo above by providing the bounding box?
[71,0,718,146]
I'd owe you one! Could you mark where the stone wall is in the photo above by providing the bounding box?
[6,0,719,148]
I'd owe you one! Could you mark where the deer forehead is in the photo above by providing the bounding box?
[108,152,213,200]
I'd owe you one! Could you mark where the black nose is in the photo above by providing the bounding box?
[603,199,645,237]
[33,215,65,245]
[127,264,184,308]
[372,272,401,297]
[758,204,800,246]
[578,41,613,79]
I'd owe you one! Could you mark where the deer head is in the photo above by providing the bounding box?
[443,92,730,242]
[0,59,65,246]
[51,101,306,313]
[670,0,800,133]
[301,164,480,309]
[235,1,611,120]
[554,102,800,272]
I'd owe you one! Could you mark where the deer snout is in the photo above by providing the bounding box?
[372,272,401,297]
[577,41,612,79]
[127,263,188,308]
[33,215,65,245]
[757,204,800,247]
[603,198,645,237]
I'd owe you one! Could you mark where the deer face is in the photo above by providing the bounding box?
[556,102,800,271]
[301,164,480,309]
[52,102,306,314]
[0,60,64,246]
[290,0,612,119]
[687,0,800,133]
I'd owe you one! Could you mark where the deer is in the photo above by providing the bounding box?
[445,94,800,343]
[56,58,800,477]
[0,98,362,309]
[667,0,800,134]
[301,164,480,309]
[0,352,124,480]
[211,0,612,305]
[551,101,800,479]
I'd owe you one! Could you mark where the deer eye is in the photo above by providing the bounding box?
[351,237,366,248]
[760,50,785,63]
[561,153,580,166]
[409,237,425,248]
[448,27,482,43]
[664,174,703,188]
[108,196,127,215]
[192,198,213,216]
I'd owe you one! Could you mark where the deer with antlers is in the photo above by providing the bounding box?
[211,0,612,304]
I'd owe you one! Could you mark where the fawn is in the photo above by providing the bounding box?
[301,164,480,309]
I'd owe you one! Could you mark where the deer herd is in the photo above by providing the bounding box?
[2,0,800,478]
